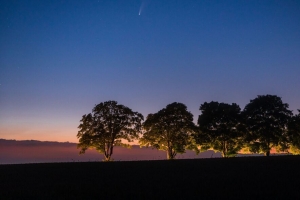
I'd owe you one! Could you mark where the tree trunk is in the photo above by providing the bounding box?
[167,148,175,160]
[104,143,114,161]
[265,141,270,156]
[104,155,111,161]
[222,140,227,158]
[222,151,226,158]
[167,151,171,160]
[265,150,270,156]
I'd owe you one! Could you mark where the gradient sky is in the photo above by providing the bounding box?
[1,0,300,143]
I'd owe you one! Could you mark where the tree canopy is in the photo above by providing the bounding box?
[196,101,242,157]
[140,102,198,159]
[77,100,144,161]
[76,95,300,160]
[288,110,300,155]
[242,95,292,156]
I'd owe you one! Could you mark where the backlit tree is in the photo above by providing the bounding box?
[77,101,143,161]
[288,110,300,154]
[196,101,243,157]
[140,102,198,160]
[242,95,292,156]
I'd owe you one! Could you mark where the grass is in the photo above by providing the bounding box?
[1,156,300,199]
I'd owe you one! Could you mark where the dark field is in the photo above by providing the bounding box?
[1,156,300,199]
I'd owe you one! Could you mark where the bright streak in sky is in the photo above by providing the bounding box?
[139,0,150,15]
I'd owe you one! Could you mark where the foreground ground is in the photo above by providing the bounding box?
[1,156,300,199]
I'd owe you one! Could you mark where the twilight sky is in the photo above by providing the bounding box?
[1,0,300,143]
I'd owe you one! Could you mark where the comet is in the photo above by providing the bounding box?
[138,4,143,15]
[139,0,150,16]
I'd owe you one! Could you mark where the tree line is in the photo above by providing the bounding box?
[77,95,300,161]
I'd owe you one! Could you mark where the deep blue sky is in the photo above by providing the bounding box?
[1,0,300,142]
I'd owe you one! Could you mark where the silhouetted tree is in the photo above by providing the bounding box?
[77,101,143,161]
[196,101,242,157]
[140,102,198,160]
[288,110,300,154]
[242,95,292,156]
